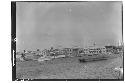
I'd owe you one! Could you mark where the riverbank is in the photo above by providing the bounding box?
[16,54,123,79]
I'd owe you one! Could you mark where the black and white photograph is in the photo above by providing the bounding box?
[12,1,124,81]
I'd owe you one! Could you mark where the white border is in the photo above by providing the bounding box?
[0,0,124,83]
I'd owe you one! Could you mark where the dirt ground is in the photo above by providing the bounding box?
[16,55,123,79]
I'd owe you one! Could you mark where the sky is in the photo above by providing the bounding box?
[16,2,122,51]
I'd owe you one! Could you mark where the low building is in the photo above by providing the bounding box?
[116,45,123,53]
[78,48,84,54]
[63,48,73,57]
[83,48,90,54]
[42,49,49,57]
[100,47,107,54]
[78,47,106,56]
[71,48,80,57]
[88,47,106,55]
[105,45,118,54]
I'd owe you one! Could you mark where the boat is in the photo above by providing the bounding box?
[79,56,108,62]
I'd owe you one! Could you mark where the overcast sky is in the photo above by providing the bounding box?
[16,2,122,51]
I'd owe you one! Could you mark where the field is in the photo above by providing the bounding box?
[16,54,123,79]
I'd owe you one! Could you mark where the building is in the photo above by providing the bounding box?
[71,48,79,57]
[63,48,73,57]
[78,46,106,56]
[88,47,106,55]
[42,49,50,57]
[83,48,90,54]
[100,47,107,54]
[40,46,108,59]
[116,46,123,53]
[105,45,117,54]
